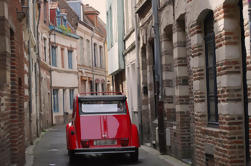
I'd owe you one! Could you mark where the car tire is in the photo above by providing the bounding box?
[129,148,138,162]
[68,150,75,164]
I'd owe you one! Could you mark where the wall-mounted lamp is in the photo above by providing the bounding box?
[16,5,28,22]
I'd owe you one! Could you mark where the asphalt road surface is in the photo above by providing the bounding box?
[33,125,168,166]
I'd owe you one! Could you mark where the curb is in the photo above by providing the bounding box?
[24,130,47,166]
[141,145,191,166]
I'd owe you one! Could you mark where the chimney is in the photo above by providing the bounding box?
[84,4,99,27]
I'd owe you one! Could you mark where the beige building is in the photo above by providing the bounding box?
[67,1,107,95]
[49,1,79,124]
[123,0,141,129]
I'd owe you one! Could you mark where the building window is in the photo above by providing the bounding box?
[95,83,98,94]
[56,9,61,26]
[63,17,67,27]
[102,83,105,94]
[51,46,57,67]
[86,39,90,65]
[94,43,97,67]
[109,6,113,47]
[61,48,64,68]
[90,81,94,95]
[99,46,103,68]
[53,89,59,112]
[21,0,25,6]
[68,50,73,69]
[44,0,48,23]
[44,38,47,62]
[69,89,74,110]
[107,6,113,49]
[206,154,215,166]
[204,11,218,124]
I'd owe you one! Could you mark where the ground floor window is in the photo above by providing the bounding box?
[102,83,105,94]
[70,89,74,110]
[95,83,98,94]
[206,154,215,166]
[53,89,59,112]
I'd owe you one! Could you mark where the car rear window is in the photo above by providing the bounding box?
[80,100,126,114]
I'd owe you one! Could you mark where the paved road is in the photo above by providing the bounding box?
[33,125,168,166]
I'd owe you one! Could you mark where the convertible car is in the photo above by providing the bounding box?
[66,93,140,163]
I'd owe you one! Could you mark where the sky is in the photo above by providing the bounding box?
[82,0,107,23]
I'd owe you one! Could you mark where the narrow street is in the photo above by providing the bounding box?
[33,125,168,166]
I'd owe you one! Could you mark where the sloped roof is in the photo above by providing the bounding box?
[83,4,100,14]
[82,4,106,38]
[54,0,79,30]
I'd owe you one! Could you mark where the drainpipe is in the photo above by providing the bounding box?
[27,0,33,145]
[28,38,33,145]
[48,29,54,125]
[91,27,95,93]
[134,0,143,144]
[244,0,251,165]
[152,0,166,154]
[36,0,41,136]
[104,39,107,92]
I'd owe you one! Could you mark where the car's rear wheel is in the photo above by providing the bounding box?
[68,150,75,163]
[129,148,138,162]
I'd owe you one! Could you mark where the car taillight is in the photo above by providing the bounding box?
[120,138,129,146]
[81,140,90,148]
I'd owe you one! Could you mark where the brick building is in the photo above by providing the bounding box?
[134,0,251,165]
[0,0,26,165]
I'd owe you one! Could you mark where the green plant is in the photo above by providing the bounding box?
[58,25,71,34]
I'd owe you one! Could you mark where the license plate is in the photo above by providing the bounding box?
[94,140,117,146]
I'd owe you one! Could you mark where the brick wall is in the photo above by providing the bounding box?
[0,0,25,165]
[190,2,246,165]
[0,15,12,166]
[137,0,249,164]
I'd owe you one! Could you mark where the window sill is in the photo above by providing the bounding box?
[207,122,219,128]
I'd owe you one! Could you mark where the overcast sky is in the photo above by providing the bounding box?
[82,0,107,23]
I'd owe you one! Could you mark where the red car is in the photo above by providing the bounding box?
[66,93,140,163]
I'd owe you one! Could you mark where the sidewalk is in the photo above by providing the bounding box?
[141,145,191,166]
[25,130,47,166]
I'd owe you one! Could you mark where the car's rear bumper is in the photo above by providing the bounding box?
[71,146,137,155]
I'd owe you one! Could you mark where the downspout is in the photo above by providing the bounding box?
[244,0,251,165]
[27,0,33,145]
[36,0,41,136]
[134,0,143,144]
[49,29,53,125]
[104,39,107,92]
[91,27,95,93]
[152,0,166,154]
